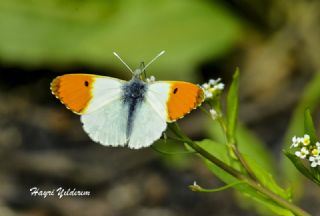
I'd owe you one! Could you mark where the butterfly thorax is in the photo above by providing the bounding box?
[122,78,146,101]
[122,78,147,137]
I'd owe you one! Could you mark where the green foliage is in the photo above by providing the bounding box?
[197,139,293,216]
[197,69,295,215]
[0,0,243,80]
[208,121,274,174]
[155,69,311,215]
[243,156,291,200]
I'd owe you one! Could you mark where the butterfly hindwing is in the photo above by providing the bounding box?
[81,99,128,147]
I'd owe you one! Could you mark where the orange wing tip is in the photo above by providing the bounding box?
[50,75,93,115]
[166,84,205,122]
[50,76,79,114]
[50,76,61,98]
[167,89,204,122]
[50,76,64,102]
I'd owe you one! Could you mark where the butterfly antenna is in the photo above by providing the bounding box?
[143,50,165,71]
[113,52,134,74]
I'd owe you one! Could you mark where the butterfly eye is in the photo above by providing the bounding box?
[84,81,89,87]
[173,88,178,94]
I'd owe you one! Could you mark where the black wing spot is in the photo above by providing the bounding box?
[173,88,178,94]
[84,81,89,87]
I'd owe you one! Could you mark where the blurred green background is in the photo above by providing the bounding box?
[0,0,320,215]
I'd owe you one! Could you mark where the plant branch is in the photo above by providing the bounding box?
[215,115,259,181]
[170,123,311,216]
[188,139,310,216]
[231,144,259,182]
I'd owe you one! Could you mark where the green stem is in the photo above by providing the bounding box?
[215,115,258,181]
[190,181,246,193]
[231,144,259,181]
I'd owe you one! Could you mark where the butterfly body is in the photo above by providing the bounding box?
[51,58,204,149]
[122,78,147,137]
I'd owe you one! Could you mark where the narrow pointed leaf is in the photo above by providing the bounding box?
[226,68,240,143]
[284,151,320,186]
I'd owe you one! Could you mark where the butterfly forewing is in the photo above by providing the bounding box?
[51,74,124,114]
[148,81,204,122]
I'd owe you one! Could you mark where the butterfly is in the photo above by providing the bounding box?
[51,51,204,149]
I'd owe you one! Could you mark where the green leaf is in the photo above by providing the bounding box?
[244,155,291,200]
[226,68,240,143]
[284,151,320,186]
[304,108,317,143]
[196,139,293,216]
[208,121,274,175]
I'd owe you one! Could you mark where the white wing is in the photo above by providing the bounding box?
[128,82,170,149]
[80,76,128,146]
[81,99,128,147]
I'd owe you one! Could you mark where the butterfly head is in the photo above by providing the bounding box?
[132,62,145,79]
[113,51,165,80]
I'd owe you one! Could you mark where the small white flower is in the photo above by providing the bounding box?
[290,136,301,148]
[205,91,213,98]
[146,75,156,83]
[208,78,221,85]
[311,148,320,156]
[295,147,309,159]
[209,109,219,120]
[201,78,224,99]
[202,83,210,89]
[311,141,320,156]
[302,134,310,146]
[297,137,303,143]
[309,155,320,167]
[189,181,202,192]
[214,83,225,90]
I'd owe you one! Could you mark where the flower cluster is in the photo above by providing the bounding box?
[201,78,224,99]
[291,134,320,167]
